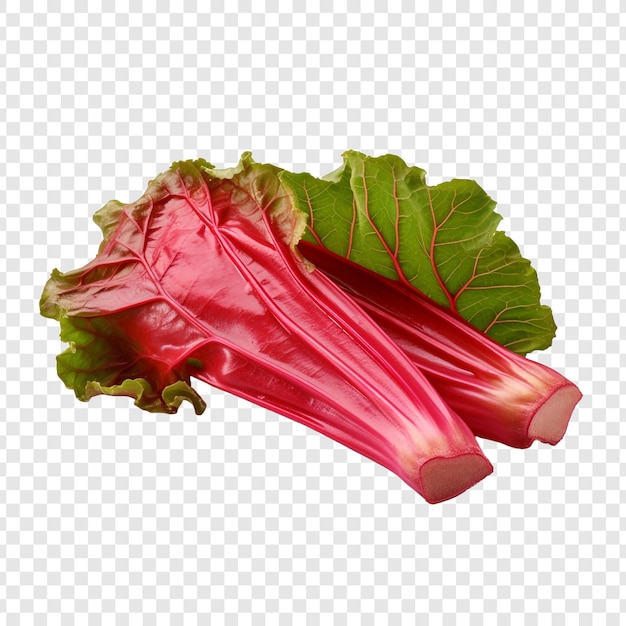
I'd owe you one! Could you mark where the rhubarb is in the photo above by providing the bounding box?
[40,155,493,503]
[281,152,581,447]
[300,241,582,448]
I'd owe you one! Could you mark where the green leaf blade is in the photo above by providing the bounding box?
[282,151,556,355]
[344,151,428,286]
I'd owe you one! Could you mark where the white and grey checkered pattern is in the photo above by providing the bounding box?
[1,2,624,623]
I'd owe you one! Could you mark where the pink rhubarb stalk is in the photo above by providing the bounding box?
[300,241,582,449]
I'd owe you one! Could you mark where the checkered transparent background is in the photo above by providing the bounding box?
[1,2,624,623]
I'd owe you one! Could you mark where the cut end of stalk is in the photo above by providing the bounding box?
[420,453,493,504]
[527,384,583,445]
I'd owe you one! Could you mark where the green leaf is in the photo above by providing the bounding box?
[44,292,207,415]
[38,160,218,415]
[280,151,556,354]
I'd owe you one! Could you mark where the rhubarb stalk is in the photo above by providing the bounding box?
[300,241,582,448]
[40,155,493,503]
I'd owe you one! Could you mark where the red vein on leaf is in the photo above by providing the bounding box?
[434,233,489,247]
[392,167,401,259]
[482,307,545,335]
[111,175,224,345]
[427,186,455,310]
[481,309,505,336]
[437,189,458,230]
[111,238,142,261]
[302,180,324,247]
[347,196,356,259]
[463,284,529,291]
[452,248,483,310]
[359,161,411,287]
[501,336,536,351]
[453,255,523,310]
